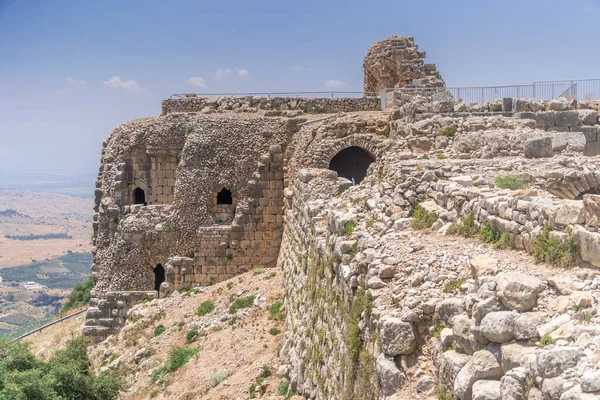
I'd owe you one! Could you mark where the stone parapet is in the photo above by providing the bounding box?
[161,96,380,115]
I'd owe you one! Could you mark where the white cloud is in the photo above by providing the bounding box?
[325,80,346,89]
[103,76,148,94]
[66,77,85,86]
[214,68,250,80]
[186,76,207,89]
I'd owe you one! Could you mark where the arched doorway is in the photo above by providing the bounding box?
[154,264,165,295]
[134,188,146,205]
[328,146,375,184]
[217,188,233,204]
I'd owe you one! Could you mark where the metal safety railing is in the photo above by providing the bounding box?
[9,307,88,342]
[169,91,379,99]
[392,79,600,104]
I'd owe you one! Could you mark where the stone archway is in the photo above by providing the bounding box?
[328,146,375,184]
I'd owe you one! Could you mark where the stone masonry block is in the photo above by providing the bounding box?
[555,111,579,128]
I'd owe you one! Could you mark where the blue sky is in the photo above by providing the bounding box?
[1,0,600,180]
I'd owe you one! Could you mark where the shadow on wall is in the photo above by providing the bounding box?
[328,146,375,184]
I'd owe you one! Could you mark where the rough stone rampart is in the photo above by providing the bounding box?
[161,96,380,115]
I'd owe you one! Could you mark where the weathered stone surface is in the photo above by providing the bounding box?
[577,109,599,126]
[501,367,528,400]
[514,312,548,340]
[416,375,435,394]
[379,316,416,356]
[435,298,466,323]
[470,254,498,278]
[496,272,544,312]
[536,347,583,378]
[479,311,518,343]
[572,225,600,267]
[472,380,501,400]
[581,369,600,393]
[524,137,552,158]
[542,377,567,400]
[376,353,403,396]
[473,297,505,324]
[501,342,537,372]
[583,194,600,227]
[455,349,504,400]
[555,200,585,226]
[437,350,470,392]
[451,314,484,355]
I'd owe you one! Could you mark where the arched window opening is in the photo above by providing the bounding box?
[154,264,165,295]
[328,146,375,185]
[217,188,233,204]
[134,188,146,205]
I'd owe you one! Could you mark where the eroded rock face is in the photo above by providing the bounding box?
[363,36,445,93]
[379,316,417,356]
[454,348,504,400]
[496,272,544,312]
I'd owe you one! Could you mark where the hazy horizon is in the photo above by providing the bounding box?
[2,0,600,184]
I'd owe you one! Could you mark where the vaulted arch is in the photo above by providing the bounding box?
[328,146,375,184]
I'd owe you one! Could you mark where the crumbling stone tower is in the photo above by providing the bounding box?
[363,35,446,93]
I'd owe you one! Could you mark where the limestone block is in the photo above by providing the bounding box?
[501,342,537,372]
[555,200,585,226]
[454,348,503,400]
[472,380,501,400]
[572,225,600,266]
[379,316,416,356]
[376,353,403,396]
[555,111,579,127]
[479,311,518,343]
[536,347,583,378]
[535,112,555,129]
[524,137,552,158]
[496,272,544,312]
[577,109,599,126]
[583,194,600,226]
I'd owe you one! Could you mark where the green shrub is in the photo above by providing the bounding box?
[166,346,200,372]
[493,232,514,249]
[538,333,555,348]
[444,278,466,293]
[143,349,153,358]
[185,124,195,134]
[197,301,214,316]
[269,327,280,336]
[260,365,272,378]
[229,295,256,313]
[62,276,94,312]
[447,213,479,237]
[211,371,229,387]
[532,224,579,266]
[154,324,166,337]
[495,174,527,190]
[150,366,168,384]
[186,328,198,343]
[249,383,257,398]
[436,153,447,159]
[437,125,457,137]
[0,337,121,399]
[343,241,358,259]
[411,204,439,230]
[480,221,501,243]
[268,301,284,320]
[277,379,290,395]
[344,219,358,237]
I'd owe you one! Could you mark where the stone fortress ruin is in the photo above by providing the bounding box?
[85,36,600,399]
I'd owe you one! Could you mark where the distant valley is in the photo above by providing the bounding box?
[0,188,94,337]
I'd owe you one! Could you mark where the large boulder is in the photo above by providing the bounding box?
[572,225,600,267]
[479,311,518,343]
[524,137,552,158]
[435,298,466,323]
[379,316,416,356]
[514,312,548,340]
[555,200,585,226]
[581,369,600,393]
[437,350,470,392]
[454,348,504,400]
[501,367,528,400]
[376,353,403,396]
[501,342,537,372]
[583,194,600,227]
[496,272,544,312]
[536,347,583,378]
[451,314,485,355]
[470,254,498,279]
[541,377,567,400]
[473,297,505,324]
[472,380,501,400]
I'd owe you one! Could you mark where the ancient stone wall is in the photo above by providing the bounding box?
[363,36,445,93]
[279,169,380,399]
[161,96,380,115]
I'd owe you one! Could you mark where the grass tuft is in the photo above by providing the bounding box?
[154,324,166,337]
[411,204,439,230]
[495,174,528,190]
[197,301,215,316]
[229,295,255,313]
